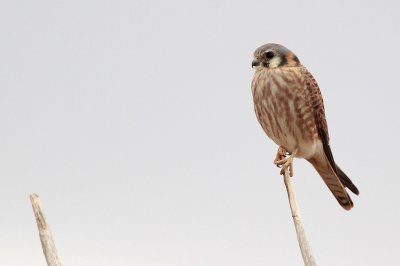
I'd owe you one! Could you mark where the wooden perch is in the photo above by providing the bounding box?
[30,193,63,266]
[282,167,317,266]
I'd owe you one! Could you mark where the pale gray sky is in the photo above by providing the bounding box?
[1,0,399,265]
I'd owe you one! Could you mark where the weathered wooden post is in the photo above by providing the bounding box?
[282,168,317,266]
[30,193,63,266]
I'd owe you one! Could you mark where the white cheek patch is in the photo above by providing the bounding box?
[269,57,281,68]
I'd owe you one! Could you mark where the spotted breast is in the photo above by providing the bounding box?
[251,66,320,159]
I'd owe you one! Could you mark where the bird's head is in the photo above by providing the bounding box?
[252,43,300,70]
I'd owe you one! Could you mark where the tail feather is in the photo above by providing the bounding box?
[336,165,359,195]
[308,155,354,210]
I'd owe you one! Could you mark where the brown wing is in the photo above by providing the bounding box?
[300,67,337,171]
[301,66,359,196]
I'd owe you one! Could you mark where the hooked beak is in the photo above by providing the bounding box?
[252,60,260,68]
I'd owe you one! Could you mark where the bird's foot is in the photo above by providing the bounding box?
[274,149,297,177]
[273,146,289,165]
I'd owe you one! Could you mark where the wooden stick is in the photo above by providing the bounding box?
[282,168,317,266]
[30,193,63,266]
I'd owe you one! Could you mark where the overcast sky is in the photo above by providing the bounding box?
[1,0,399,265]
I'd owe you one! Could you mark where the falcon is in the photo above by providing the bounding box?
[251,43,359,210]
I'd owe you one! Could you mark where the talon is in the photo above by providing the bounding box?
[280,168,285,175]
[275,159,287,165]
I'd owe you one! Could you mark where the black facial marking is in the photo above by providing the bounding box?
[293,55,300,64]
[278,54,287,67]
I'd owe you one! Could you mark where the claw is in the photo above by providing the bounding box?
[275,159,287,165]
[280,159,294,176]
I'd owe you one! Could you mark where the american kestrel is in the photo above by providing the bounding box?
[251,43,359,210]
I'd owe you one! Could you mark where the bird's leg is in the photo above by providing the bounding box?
[274,149,298,177]
[274,146,288,165]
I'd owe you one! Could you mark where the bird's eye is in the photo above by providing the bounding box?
[265,51,274,59]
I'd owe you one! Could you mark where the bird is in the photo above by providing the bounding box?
[251,43,359,210]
